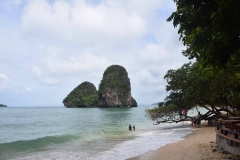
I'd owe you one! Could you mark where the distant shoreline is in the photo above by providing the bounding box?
[0,104,7,107]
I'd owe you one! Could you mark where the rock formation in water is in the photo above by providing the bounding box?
[63,65,137,108]
[98,65,137,107]
[63,81,98,108]
[0,104,7,107]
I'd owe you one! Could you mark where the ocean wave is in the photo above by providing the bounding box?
[88,128,192,160]
[0,134,79,160]
[3,127,193,160]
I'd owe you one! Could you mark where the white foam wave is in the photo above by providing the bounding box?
[13,127,193,160]
[88,128,191,160]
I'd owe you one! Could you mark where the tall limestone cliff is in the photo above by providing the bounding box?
[63,81,98,108]
[98,65,137,107]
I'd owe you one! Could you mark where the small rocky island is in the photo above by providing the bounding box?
[63,82,98,107]
[0,104,7,107]
[63,65,137,108]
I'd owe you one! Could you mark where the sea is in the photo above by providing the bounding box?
[0,105,203,160]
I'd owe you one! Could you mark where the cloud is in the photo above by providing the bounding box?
[32,66,58,85]
[0,0,23,11]
[139,69,159,85]
[40,78,58,86]
[140,43,167,64]
[25,86,33,92]
[32,66,42,77]
[21,0,146,44]
[0,73,9,91]
[45,53,110,75]
[0,0,190,106]
[31,51,109,86]
[0,74,9,82]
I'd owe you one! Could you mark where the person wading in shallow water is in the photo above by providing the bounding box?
[192,117,196,128]
[191,117,194,128]
[128,124,132,131]
[133,125,135,131]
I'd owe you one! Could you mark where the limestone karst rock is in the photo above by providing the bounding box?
[63,81,98,108]
[98,65,137,107]
[63,65,137,108]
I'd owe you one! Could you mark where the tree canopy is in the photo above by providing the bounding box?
[146,62,240,124]
[146,0,240,124]
[167,0,240,67]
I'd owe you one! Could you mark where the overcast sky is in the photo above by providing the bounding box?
[0,0,189,107]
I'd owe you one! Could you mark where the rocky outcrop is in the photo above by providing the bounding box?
[63,82,98,108]
[0,104,7,107]
[63,65,137,108]
[98,65,137,107]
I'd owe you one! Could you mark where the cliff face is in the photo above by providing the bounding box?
[63,65,138,108]
[63,81,98,108]
[98,65,137,107]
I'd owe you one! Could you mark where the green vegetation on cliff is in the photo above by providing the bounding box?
[63,65,137,108]
[63,82,98,107]
[98,65,137,107]
[99,65,130,95]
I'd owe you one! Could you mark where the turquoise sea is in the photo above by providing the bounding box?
[0,105,197,160]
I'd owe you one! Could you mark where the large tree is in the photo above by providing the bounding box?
[146,0,240,124]
[146,62,240,124]
[167,0,240,67]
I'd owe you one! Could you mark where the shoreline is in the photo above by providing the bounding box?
[127,126,239,160]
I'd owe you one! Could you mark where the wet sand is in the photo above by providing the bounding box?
[127,126,238,160]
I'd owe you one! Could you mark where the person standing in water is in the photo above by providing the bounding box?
[193,117,197,128]
[128,124,132,131]
[191,117,196,128]
[133,125,135,131]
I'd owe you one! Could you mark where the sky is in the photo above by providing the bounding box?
[0,0,189,107]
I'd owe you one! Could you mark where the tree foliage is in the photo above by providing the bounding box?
[146,62,240,124]
[167,0,240,67]
[146,0,240,124]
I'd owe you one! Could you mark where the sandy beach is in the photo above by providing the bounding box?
[127,126,239,160]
